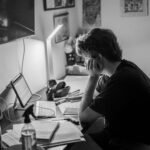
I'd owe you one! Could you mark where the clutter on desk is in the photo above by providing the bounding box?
[54,90,83,105]
[21,105,37,150]
[2,119,84,148]
[58,101,80,116]
[34,101,57,118]
[7,144,44,150]
[46,80,70,101]
[37,120,84,148]
[66,64,89,75]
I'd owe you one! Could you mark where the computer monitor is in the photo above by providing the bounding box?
[11,73,32,108]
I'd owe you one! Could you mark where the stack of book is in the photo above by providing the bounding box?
[2,119,84,148]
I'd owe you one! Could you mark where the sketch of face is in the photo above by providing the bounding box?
[83,0,100,25]
[85,5,100,25]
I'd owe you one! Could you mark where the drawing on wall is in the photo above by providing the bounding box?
[121,0,148,16]
[53,12,69,43]
[83,0,101,29]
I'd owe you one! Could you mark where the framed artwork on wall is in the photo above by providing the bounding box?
[120,0,148,16]
[83,0,101,29]
[44,0,75,10]
[53,12,69,43]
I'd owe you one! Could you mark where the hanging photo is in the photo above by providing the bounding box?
[53,12,69,43]
[83,0,101,28]
[121,0,148,16]
[44,0,75,10]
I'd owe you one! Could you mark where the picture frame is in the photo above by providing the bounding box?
[83,0,101,28]
[53,12,69,43]
[43,0,75,10]
[120,0,148,16]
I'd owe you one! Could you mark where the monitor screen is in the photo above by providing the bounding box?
[0,0,34,44]
[11,74,32,107]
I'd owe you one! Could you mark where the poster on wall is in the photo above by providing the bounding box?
[83,0,101,29]
[53,12,69,43]
[120,0,148,16]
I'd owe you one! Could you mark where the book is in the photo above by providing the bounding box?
[10,119,84,148]
[34,101,57,118]
[13,120,59,140]
[58,101,80,115]
[37,120,84,148]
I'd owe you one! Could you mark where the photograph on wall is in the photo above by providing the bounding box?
[44,0,75,10]
[83,0,101,29]
[53,12,69,43]
[121,0,148,16]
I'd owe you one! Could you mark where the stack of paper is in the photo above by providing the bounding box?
[38,120,84,148]
[2,120,58,147]
[2,130,21,147]
[13,120,59,139]
[58,101,80,115]
[2,119,84,148]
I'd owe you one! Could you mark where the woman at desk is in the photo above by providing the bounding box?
[75,28,150,150]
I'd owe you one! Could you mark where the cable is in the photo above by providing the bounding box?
[21,38,26,74]
[28,93,42,103]
[32,93,42,101]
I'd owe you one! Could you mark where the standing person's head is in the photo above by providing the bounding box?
[75,28,122,62]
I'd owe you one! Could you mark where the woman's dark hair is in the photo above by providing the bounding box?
[75,28,122,62]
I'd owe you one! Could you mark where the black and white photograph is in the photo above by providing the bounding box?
[1,0,150,150]
[121,0,148,16]
[53,13,69,43]
[44,0,75,10]
[83,0,101,28]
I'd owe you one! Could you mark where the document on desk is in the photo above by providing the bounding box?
[34,101,57,118]
[12,120,59,139]
[2,119,84,148]
[38,120,84,148]
[2,130,21,146]
[58,101,80,115]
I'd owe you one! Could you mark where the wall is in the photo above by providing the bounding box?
[35,0,79,79]
[1,0,150,106]
[76,0,150,76]
[0,0,79,108]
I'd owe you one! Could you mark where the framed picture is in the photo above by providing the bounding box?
[83,0,101,29]
[44,0,75,10]
[53,12,69,43]
[121,0,148,16]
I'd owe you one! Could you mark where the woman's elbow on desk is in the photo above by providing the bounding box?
[79,107,102,127]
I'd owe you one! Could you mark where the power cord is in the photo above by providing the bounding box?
[29,93,42,103]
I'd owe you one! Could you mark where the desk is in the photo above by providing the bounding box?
[1,75,102,150]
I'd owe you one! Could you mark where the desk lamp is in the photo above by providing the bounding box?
[45,24,63,86]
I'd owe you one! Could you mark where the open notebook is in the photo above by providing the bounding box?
[34,101,56,118]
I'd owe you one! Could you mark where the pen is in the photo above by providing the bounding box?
[49,122,60,143]
[68,89,80,97]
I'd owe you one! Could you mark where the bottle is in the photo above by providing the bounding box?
[21,105,37,150]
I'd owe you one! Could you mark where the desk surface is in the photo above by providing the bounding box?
[0,75,102,150]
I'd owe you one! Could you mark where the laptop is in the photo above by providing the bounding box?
[11,73,56,118]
